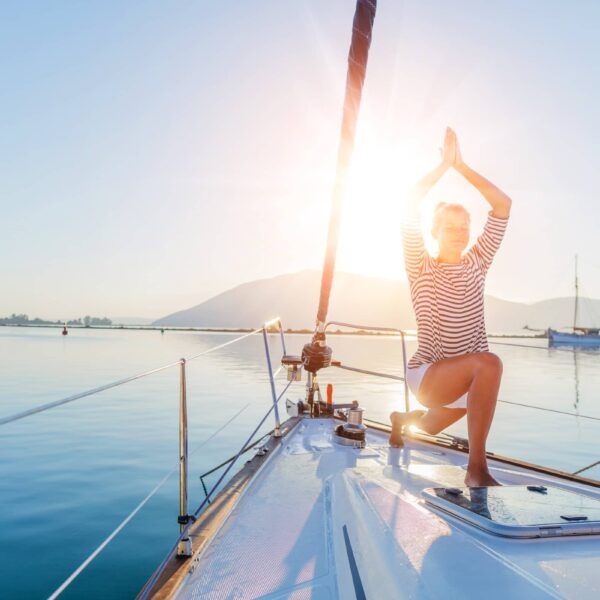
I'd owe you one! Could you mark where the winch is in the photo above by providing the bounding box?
[333,406,366,448]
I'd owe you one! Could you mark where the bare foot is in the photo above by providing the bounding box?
[389,410,426,447]
[464,468,501,487]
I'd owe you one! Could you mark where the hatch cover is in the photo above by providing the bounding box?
[422,485,600,538]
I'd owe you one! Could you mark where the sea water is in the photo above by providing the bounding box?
[0,326,598,599]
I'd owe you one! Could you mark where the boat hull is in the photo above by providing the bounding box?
[548,329,600,346]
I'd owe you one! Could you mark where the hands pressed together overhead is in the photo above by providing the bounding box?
[441,127,464,170]
[411,126,511,219]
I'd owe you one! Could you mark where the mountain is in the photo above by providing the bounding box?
[153,270,600,332]
[154,270,413,330]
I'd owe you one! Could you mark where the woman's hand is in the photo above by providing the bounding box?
[449,128,465,170]
[440,127,455,168]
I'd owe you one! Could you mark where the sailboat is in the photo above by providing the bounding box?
[3,2,597,599]
[548,255,600,346]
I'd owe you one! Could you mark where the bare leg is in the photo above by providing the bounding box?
[414,352,503,486]
[391,407,465,446]
[463,357,502,486]
[417,407,466,435]
[389,410,426,447]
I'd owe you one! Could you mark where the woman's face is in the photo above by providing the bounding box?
[435,209,470,254]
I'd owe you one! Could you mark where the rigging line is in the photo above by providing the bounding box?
[199,430,271,482]
[496,399,600,421]
[573,459,600,475]
[0,328,267,428]
[188,403,251,458]
[334,363,405,382]
[193,378,294,517]
[47,403,250,599]
[47,470,173,600]
[489,340,597,355]
[0,359,182,428]
[335,359,598,420]
[186,327,264,362]
[139,379,296,600]
[366,394,600,422]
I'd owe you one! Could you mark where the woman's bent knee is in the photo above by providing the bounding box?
[474,351,502,375]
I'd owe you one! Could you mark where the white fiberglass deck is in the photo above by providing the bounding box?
[174,418,600,600]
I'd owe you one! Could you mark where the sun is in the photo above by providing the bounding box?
[336,129,431,280]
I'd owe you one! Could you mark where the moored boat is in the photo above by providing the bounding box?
[548,328,600,346]
[549,256,600,347]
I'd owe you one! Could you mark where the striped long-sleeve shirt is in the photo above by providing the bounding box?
[402,211,509,368]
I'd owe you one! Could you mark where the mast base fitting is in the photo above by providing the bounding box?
[301,343,333,373]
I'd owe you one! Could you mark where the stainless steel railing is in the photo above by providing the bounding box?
[325,320,411,412]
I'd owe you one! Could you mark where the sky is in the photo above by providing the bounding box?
[2,0,600,320]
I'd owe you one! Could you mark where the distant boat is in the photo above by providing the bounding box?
[61,324,68,336]
[548,255,600,346]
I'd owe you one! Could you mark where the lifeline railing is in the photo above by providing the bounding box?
[325,320,411,413]
[0,317,292,599]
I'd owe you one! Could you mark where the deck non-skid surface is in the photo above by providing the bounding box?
[175,419,600,600]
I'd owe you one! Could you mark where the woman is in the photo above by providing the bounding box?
[390,127,511,487]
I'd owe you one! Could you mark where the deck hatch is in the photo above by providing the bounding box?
[422,485,600,538]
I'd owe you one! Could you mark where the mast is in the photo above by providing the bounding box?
[300,0,377,413]
[573,253,579,331]
[314,0,377,341]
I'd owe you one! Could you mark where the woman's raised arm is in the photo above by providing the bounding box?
[451,128,512,218]
[407,127,454,214]
[402,129,455,281]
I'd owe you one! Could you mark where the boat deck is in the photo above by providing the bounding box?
[169,418,600,600]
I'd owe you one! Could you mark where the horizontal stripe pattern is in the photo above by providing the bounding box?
[401,211,509,368]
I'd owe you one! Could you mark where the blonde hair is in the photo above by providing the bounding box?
[432,202,470,236]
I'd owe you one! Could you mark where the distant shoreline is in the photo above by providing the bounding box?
[0,323,547,338]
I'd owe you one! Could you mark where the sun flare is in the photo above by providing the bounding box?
[336,130,432,280]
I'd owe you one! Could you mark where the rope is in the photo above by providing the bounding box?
[573,460,600,475]
[47,403,250,599]
[186,327,264,362]
[0,360,182,428]
[334,363,404,382]
[193,379,294,517]
[489,339,600,353]
[497,399,600,421]
[48,470,174,600]
[0,328,268,428]
[334,355,600,421]
[199,431,272,505]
